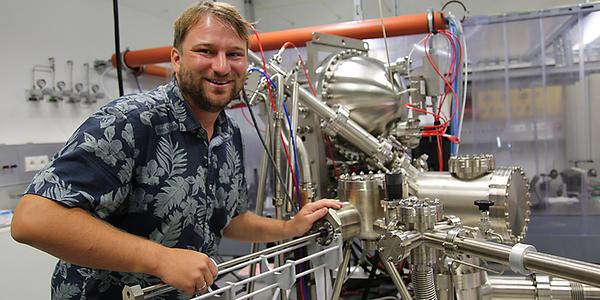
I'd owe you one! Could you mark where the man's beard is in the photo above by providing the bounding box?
[177,66,241,113]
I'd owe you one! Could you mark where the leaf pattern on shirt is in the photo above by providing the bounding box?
[31,166,58,192]
[157,136,187,176]
[55,261,70,279]
[79,126,125,167]
[122,123,135,148]
[96,186,129,218]
[118,157,135,184]
[51,282,81,300]
[137,160,165,185]
[150,210,183,247]
[42,178,93,206]
[180,196,199,229]
[155,176,189,217]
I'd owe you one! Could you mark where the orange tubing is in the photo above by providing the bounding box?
[143,64,172,78]
[111,12,446,74]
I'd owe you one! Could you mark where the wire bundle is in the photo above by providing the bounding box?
[404,22,465,170]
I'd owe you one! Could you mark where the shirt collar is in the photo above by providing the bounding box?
[165,78,231,136]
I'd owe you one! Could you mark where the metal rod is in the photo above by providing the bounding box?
[296,263,326,278]
[221,233,319,271]
[332,244,353,299]
[271,75,288,300]
[220,241,311,275]
[246,100,274,297]
[423,232,600,288]
[236,283,279,300]
[383,260,412,300]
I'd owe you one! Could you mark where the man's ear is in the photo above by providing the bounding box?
[171,47,181,73]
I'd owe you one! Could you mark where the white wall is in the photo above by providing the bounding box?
[0,0,178,144]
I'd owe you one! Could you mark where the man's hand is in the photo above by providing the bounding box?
[284,199,343,238]
[154,248,218,296]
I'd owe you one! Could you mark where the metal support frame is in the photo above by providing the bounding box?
[123,233,345,300]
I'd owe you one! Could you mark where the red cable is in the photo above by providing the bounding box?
[324,135,340,178]
[249,29,307,300]
[248,25,300,203]
[417,30,465,170]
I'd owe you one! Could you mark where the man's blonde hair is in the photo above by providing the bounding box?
[173,1,249,51]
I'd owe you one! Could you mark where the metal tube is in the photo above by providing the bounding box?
[486,276,600,299]
[222,233,319,271]
[423,232,600,288]
[383,260,412,300]
[295,136,312,184]
[248,51,393,167]
[246,101,273,297]
[219,241,311,275]
[332,244,352,299]
[296,263,326,278]
[524,252,600,288]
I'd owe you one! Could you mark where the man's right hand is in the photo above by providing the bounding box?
[11,195,219,297]
[154,248,218,296]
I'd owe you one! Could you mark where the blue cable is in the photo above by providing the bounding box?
[282,102,302,211]
[247,67,277,91]
[247,67,307,299]
[449,19,461,155]
[247,67,302,208]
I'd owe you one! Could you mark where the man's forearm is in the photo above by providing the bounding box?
[224,200,342,243]
[11,194,164,276]
[223,211,296,242]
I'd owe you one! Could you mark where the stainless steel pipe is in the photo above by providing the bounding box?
[424,232,600,288]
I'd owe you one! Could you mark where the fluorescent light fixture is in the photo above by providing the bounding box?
[573,11,600,51]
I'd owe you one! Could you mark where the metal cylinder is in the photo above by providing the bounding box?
[334,203,362,241]
[415,167,530,242]
[314,203,362,246]
[338,172,385,240]
[484,276,600,299]
[424,232,600,288]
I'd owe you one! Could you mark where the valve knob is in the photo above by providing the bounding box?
[474,199,495,212]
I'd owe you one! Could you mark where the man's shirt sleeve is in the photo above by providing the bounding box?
[24,103,139,219]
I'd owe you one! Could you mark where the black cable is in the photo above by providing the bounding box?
[132,72,143,93]
[112,0,125,96]
[240,89,295,212]
[361,251,380,300]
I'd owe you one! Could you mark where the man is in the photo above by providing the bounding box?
[11,2,341,299]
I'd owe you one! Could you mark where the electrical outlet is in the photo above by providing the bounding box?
[24,155,49,172]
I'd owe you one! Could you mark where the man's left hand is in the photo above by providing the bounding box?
[284,199,343,238]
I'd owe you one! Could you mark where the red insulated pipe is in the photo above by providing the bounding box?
[143,64,172,77]
[111,11,445,72]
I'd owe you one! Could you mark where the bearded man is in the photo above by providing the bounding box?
[11,2,340,299]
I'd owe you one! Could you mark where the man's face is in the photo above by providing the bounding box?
[171,15,248,113]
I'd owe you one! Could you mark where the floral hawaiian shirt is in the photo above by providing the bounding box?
[25,79,248,299]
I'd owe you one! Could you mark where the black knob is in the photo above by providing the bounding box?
[385,173,403,200]
[474,199,495,212]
